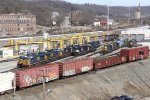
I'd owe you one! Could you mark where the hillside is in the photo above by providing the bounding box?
[0,0,150,26]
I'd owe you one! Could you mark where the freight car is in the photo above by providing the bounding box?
[15,63,59,88]
[15,57,93,88]
[120,46,149,62]
[1,46,149,94]
[94,46,149,70]
[94,56,127,69]
[58,57,93,77]
[0,72,15,94]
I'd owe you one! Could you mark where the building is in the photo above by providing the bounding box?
[135,3,141,19]
[51,12,59,26]
[60,16,71,28]
[93,19,101,27]
[70,10,81,26]
[0,13,36,36]
[93,16,114,29]
[121,26,150,41]
[100,18,107,27]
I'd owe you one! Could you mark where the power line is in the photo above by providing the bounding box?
[128,64,150,90]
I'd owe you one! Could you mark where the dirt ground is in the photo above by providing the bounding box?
[1,59,150,100]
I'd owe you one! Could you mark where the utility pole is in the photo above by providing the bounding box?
[27,33,31,53]
[42,68,46,100]
[13,75,16,100]
[107,4,110,31]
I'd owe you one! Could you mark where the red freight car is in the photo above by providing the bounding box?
[94,56,127,69]
[120,46,149,62]
[15,63,59,88]
[59,57,93,77]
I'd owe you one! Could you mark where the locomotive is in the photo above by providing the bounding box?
[17,41,100,68]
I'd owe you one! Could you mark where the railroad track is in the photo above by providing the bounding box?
[54,48,120,63]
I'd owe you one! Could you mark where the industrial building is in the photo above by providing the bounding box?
[0,13,36,36]
[121,26,150,41]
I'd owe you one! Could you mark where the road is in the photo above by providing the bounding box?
[0,60,17,72]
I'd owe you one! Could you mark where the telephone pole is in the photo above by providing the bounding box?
[42,68,46,100]
[13,74,16,100]
[107,4,110,31]
[128,6,131,26]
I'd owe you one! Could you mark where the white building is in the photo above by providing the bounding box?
[108,19,114,26]
[121,26,150,41]
[51,12,59,26]
[93,21,101,27]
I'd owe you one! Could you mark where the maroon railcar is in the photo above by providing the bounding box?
[120,46,149,62]
[94,56,127,69]
[15,63,59,88]
[75,58,93,74]
[59,57,93,77]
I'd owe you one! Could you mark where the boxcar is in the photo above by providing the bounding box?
[94,56,127,69]
[15,63,59,88]
[120,46,149,62]
[59,57,93,77]
[0,72,15,94]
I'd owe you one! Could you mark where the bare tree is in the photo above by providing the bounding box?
[79,11,95,26]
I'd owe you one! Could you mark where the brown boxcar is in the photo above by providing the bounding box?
[94,56,127,69]
[59,57,93,77]
[15,63,59,88]
[75,58,93,74]
[120,46,149,62]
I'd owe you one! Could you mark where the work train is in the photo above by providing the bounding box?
[17,41,100,67]
[0,46,149,94]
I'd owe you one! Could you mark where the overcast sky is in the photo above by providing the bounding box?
[64,0,150,6]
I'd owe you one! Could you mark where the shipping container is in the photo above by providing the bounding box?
[0,72,15,94]
[94,56,127,69]
[120,46,149,61]
[59,57,93,77]
[15,63,59,88]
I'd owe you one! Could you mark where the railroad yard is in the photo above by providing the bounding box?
[0,29,150,100]
[0,58,150,100]
[0,0,150,99]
